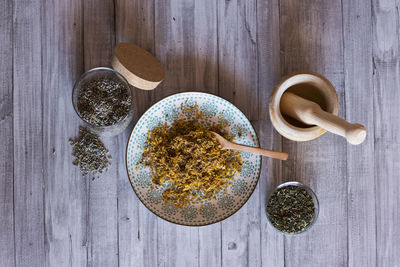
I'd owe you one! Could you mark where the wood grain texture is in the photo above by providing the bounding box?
[257,0,285,266]
[13,0,45,266]
[115,0,157,116]
[190,2,222,267]
[153,1,220,266]
[156,2,199,266]
[83,0,119,266]
[372,0,400,265]
[115,0,159,266]
[342,0,376,266]
[279,0,348,266]
[218,1,261,266]
[0,0,15,266]
[199,225,221,267]
[155,0,218,97]
[4,0,400,266]
[218,0,259,121]
[41,0,88,266]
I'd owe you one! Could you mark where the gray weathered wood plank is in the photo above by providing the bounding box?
[372,0,400,265]
[199,225,221,267]
[155,0,218,97]
[5,0,400,266]
[218,0,261,266]
[257,0,285,266]
[153,1,220,266]
[190,2,222,267]
[0,0,15,266]
[115,0,157,117]
[157,223,199,267]
[220,191,261,267]
[218,0,259,121]
[342,0,376,266]
[13,0,45,266]
[41,0,88,266]
[83,0,119,266]
[279,0,348,266]
[115,0,159,266]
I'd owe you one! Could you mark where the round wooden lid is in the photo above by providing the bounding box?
[111,43,165,90]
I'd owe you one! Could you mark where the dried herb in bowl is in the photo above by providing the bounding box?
[266,184,316,234]
[140,120,242,208]
[77,78,132,126]
[69,126,111,178]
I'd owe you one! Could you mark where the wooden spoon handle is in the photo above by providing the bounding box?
[281,92,367,145]
[224,142,289,160]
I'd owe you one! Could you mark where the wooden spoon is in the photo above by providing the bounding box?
[211,132,289,160]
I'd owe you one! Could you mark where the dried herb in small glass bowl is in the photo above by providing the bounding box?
[266,182,318,234]
[69,126,111,178]
[77,77,131,126]
[72,67,134,137]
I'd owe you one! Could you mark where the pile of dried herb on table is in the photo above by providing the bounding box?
[77,78,132,126]
[69,127,111,178]
[266,185,315,234]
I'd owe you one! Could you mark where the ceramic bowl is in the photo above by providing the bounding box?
[126,92,261,226]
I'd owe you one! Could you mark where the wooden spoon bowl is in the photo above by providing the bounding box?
[211,132,288,160]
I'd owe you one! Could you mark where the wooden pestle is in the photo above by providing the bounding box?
[280,92,366,145]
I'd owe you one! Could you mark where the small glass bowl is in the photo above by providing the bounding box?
[266,181,319,235]
[72,67,134,137]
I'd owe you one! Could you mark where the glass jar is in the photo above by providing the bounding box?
[266,181,319,235]
[72,67,134,137]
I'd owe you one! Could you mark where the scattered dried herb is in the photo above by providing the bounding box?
[69,126,111,178]
[140,120,242,208]
[77,78,131,126]
[266,185,315,234]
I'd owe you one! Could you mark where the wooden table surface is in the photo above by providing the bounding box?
[1,0,399,266]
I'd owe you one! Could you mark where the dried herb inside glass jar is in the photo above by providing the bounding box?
[77,78,132,126]
[266,184,316,234]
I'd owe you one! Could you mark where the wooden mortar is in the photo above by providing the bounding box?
[269,72,366,145]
